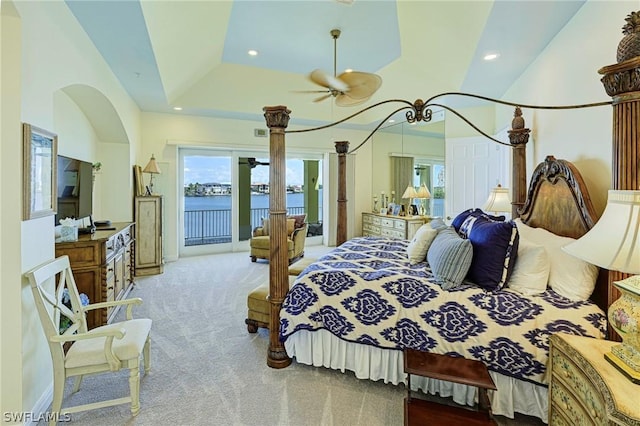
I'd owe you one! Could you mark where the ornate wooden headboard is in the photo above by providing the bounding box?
[518,155,607,313]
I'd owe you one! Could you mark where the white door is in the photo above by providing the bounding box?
[445,136,509,222]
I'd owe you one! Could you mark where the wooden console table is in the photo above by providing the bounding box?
[55,222,135,329]
[403,349,497,426]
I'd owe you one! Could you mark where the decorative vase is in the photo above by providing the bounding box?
[617,11,640,62]
[606,275,640,382]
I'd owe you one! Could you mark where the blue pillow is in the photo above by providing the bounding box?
[427,227,473,290]
[460,216,519,291]
[451,208,505,233]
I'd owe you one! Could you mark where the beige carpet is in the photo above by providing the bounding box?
[39,245,544,426]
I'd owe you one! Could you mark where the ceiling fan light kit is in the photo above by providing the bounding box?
[304,28,382,106]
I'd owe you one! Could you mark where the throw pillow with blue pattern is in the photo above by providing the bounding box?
[451,208,505,234]
[459,215,519,291]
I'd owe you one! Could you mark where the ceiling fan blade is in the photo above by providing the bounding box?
[291,90,331,94]
[313,93,332,103]
[335,93,369,107]
[309,69,349,92]
[338,71,382,100]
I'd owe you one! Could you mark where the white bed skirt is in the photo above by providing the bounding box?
[284,329,548,424]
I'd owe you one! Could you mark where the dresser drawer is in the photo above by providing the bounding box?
[371,216,382,226]
[394,221,406,230]
[551,348,606,425]
[380,227,404,239]
[363,214,373,224]
[55,242,101,268]
[381,218,395,228]
[550,380,597,426]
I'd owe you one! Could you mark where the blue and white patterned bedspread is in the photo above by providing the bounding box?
[279,237,606,385]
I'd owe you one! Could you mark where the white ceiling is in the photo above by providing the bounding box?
[65,0,585,130]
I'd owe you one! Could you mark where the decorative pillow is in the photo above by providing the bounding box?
[507,240,550,296]
[406,225,439,265]
[429,217,447,231]
[460,215,519,291]
[261,218,270,235]
[452,208,505,233]
[288,214,307,229]
[286,218,296,237]
[515,219,598,301]
[427,227,473,290]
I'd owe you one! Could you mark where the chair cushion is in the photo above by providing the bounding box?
[259,218,296,237]
[250,236,295,251]
[65,318,152,368]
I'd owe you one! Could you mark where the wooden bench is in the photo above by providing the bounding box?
[403,349,497,426]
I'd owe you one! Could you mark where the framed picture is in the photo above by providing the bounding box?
[23,123,57,220]
[392,204,401,216]
[379,207,388,215]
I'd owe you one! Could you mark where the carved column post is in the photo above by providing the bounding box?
[508,107,531,218]
[599,54,640,338]
[263,105,292,369]
[335,141,349,246]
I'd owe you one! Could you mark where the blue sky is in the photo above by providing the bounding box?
[184,156,311,186]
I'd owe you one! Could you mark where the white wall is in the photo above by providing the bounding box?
[3,1,143,420]
[499,0,638,213]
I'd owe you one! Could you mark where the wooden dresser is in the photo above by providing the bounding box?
[362,212,428,240]
[55,222,135,329]
[549,333,640,425]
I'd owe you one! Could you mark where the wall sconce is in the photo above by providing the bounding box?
[143,154,161,195]
[482,184,511,215]
[563,190,640,383]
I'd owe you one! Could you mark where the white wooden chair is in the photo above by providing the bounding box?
[25,255,151,424]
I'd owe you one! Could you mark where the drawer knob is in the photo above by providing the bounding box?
[107,286,114,290]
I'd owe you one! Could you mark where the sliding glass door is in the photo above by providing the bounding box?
[179,148,324,256]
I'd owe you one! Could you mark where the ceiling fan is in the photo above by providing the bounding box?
[239,158,269,169]
[302,29,382,107]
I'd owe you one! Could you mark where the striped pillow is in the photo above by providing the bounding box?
[427,227,473,290]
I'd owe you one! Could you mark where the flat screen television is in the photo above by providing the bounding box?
[55,155,93,225]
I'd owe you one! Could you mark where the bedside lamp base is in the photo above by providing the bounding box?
[605,349,640,384]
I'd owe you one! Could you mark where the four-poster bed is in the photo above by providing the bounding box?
[259,9,640,422]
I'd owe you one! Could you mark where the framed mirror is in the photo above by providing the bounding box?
[23,123,57,220]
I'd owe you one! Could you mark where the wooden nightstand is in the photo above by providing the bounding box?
[549,333,640,425]
[403,349,497,426]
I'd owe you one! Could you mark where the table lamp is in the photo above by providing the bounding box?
[415,184,431,216]
[402,184,418,216]
[143,154,161,195]
[562,190,640,383]
[482,184,511,214]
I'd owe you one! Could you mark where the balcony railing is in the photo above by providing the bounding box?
[184,206,313,246]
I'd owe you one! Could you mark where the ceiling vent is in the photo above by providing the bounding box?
[254,128,267,138]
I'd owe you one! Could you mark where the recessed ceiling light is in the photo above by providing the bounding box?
[173,106,182,111]
[388,119,395,123]
[483,53,500,61]
[248,49,258,56]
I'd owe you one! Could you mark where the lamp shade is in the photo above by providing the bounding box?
[563,190,640,274]
[482,184,511,213]
[402,184,418,200]
[143,154,161,174]
[416,183,431,199]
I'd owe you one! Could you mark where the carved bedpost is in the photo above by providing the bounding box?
[263,105,292,369]
[598,16,640,339]
[335,141,349,246]
[508,106,531,218]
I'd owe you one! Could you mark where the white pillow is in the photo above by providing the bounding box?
[507,240,550,296]
[406,225,438,265]
[514,219,598,301]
